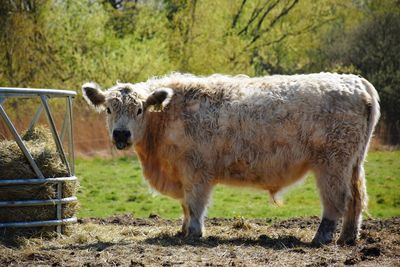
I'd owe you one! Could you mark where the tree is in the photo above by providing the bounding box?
[0,0,62,87]
[229,0,341,75]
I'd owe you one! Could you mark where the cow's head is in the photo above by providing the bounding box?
[82,82,173,150]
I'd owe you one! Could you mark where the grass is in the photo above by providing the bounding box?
[76,150,400,219]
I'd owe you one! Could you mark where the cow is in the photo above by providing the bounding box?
[82,72,380,246]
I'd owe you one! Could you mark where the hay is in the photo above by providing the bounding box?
[0,126,78,237]
[0,127,68,179]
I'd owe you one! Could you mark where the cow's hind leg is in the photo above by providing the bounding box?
[183,183,212,238]
[312,168,351,246]
[337,165,366,245]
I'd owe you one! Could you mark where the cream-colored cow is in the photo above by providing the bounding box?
[82,73,379,245]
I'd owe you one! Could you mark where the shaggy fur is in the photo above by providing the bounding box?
[82,72,380,245]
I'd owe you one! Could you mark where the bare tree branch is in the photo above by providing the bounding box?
[238,1,270,36]
[250,0,300,45]
[252,0,280,36]
[268,0,299,29]
[232,0,247,28]
[249,17,337,51]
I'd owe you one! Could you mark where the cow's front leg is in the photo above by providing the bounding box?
[178,203,190,237]
[183,183,212,238]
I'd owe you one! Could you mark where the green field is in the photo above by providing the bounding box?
[76,150,400,219]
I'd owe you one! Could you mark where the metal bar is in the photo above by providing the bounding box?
[56,182,63,233]
[0,105,44,178]
[0,97,5,105]
[0,88,76,97]
[68,96,75,175]
[60,101,69,141]
[41,95,71,174]
[0,197,77,207]
[0,176,77,185]
[0,217,77,228]
[28,103,44,132]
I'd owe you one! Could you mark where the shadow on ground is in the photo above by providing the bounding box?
[143,233,310,249]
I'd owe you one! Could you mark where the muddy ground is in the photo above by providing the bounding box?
[0,215,399,266]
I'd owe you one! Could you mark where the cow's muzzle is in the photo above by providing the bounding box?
[113,129,132,150]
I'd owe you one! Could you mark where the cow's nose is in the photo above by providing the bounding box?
[113,129,131,142]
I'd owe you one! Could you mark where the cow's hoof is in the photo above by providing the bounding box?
[311,232,334,247]
[186,226,203,239]
[337,236,357,246]
[175,230,187,238]
[312,218,337,246]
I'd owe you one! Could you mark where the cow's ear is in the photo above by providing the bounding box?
[82,82,106,111]
[144,87,174,112]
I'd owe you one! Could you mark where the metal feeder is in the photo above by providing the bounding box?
[0,88,77,233]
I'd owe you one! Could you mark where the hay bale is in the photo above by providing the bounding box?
[0,126,78,236]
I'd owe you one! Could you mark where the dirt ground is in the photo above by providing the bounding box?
[0,215,399,266]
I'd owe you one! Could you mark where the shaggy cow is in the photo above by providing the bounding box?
[82,73,379,245]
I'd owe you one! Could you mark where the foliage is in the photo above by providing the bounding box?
[0,0,57,87]
[0,0,174,90]
[0,0,399,143]
[0,0,370,84]
[75,151,400,219]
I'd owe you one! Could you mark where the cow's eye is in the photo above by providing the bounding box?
[137,108,142,116]
[106,107,111,114]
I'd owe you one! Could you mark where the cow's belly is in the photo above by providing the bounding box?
[214,160,310,195]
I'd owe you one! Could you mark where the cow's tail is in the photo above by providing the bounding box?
[362,78,381,152]
[354,78,380,213]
